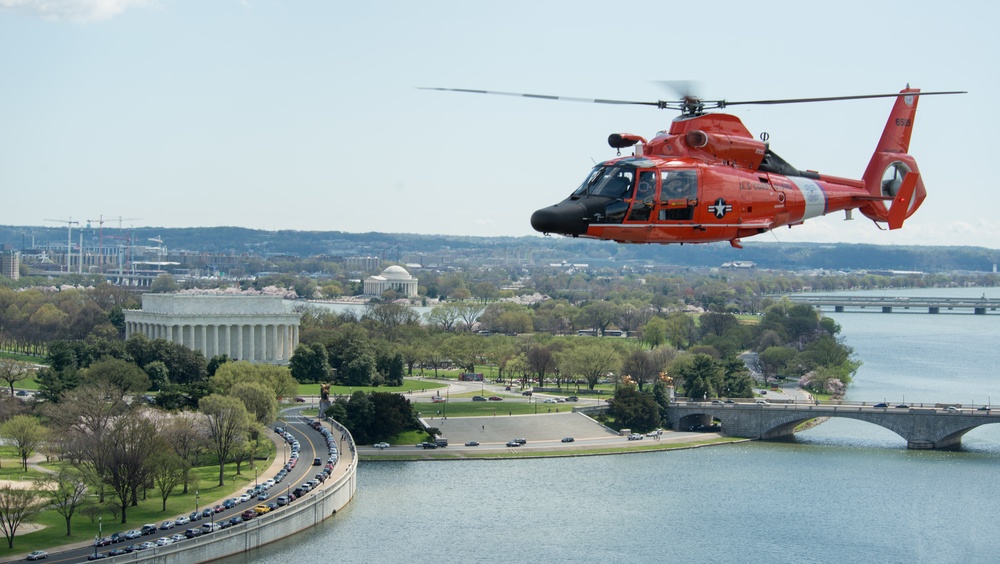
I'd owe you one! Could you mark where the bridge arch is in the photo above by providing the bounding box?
[666,404,1000,449]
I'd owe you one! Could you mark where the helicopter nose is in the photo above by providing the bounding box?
[530,202,589,236]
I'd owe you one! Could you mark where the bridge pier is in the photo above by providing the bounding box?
[882,306,893,313]
[929,307,939,314]
[974,307,986,315]
[834,306,844,312]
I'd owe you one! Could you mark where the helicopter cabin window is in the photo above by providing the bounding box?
[658,169,698,221]
[572,165,635,199]
[627,170,657,221]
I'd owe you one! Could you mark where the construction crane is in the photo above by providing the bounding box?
[44,217,79,273]
[87,215,142,270]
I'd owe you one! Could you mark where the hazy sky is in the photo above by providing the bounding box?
[1,0,997,249]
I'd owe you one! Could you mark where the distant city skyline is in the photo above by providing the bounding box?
[1,1,996,248]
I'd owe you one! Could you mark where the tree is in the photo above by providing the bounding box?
[641,316,668,349]
[148,274,179,293]
[560,340,622,390]
[200,394,250,486]
[608,386,660,433]
[37,466,89,536]
[0,359,31,398]
[675,354,723,399]
[622,349,662,391]
[104,411,157,523]
[149,451,186,512]
[231,381,278,427]
[160,412,207,494]
[758,346,798,384]
[289,343,332,384]
[79,358,150,400]
[0,415,47,472]
[0,485,42,549]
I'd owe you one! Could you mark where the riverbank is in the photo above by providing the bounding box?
[360,434,750,461]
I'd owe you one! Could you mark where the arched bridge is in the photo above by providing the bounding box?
[666,402,1000,449]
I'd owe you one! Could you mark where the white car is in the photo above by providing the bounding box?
[239,493,252,503]
[374,442,390,449]
[26,551,48,561]
[756,399,770,406]
[156,536,174,546]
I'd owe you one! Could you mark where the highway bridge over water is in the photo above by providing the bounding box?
[666,401,1000,449]
[786,295,1000,314]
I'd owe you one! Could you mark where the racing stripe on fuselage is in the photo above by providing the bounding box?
[789,176,827,220]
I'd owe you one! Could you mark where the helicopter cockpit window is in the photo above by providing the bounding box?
[659,169,697,221]
[572,165,636,199]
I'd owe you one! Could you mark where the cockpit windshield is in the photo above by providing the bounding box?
[572,165,636,199]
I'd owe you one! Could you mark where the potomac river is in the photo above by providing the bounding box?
[244,287,1000,564]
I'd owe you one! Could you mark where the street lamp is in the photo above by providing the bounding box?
[254,466,259,488]
[94,516,102,556]
[195,490,199,515]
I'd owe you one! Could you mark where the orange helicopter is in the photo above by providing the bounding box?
[424,85,964,248]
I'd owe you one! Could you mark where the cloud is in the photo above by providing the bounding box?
[0,0,153,22]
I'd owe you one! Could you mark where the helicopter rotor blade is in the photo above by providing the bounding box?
[417,87,661,107]
[719,90,967,108]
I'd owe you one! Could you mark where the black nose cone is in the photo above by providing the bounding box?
[530,202,588,235]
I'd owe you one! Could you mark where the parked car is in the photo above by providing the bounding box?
[124,530,143,540]
[229,516,243,527]
[26,551,48,561]
[472,396,487,401]
[170,533,186,542]
[174,515,190,526]
[136,541,156,550]
[140,524,158,536]
[254,504,271,515]
[155,537,174,546]
[566,396,578,402]
[94,537,112,547]
[87,553,107,561]
[276,496,290,506]
[183,528,202,539]
[159,520,175,530]
[241,509,256,521]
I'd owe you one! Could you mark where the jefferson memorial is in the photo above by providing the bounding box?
[124,294,301,364]
[363,265,418,297]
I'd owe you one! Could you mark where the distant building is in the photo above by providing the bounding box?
[345,256,381,273]
[363,265,418,297]
[721,261,755,269]
[0,250,19,280]
[124,294,301,364]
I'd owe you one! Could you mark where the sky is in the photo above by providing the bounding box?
[1,0,998,250]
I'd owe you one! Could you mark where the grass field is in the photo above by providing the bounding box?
[0,448,275,556]
[294,379,446,397]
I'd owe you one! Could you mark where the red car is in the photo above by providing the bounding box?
[241,510,256,521]
[488,396,503,401]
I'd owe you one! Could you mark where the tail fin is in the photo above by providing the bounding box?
[860,86,927,227]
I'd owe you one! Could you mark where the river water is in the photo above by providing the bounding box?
[250,287,1000,563]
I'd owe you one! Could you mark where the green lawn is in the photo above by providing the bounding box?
[294,378,446,398]
[414,401,570,418]
[0,450,275,556]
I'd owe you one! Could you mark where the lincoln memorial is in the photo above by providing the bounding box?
[124,294,301,364]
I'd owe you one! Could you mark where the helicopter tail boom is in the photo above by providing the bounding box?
[859,87,927,226]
